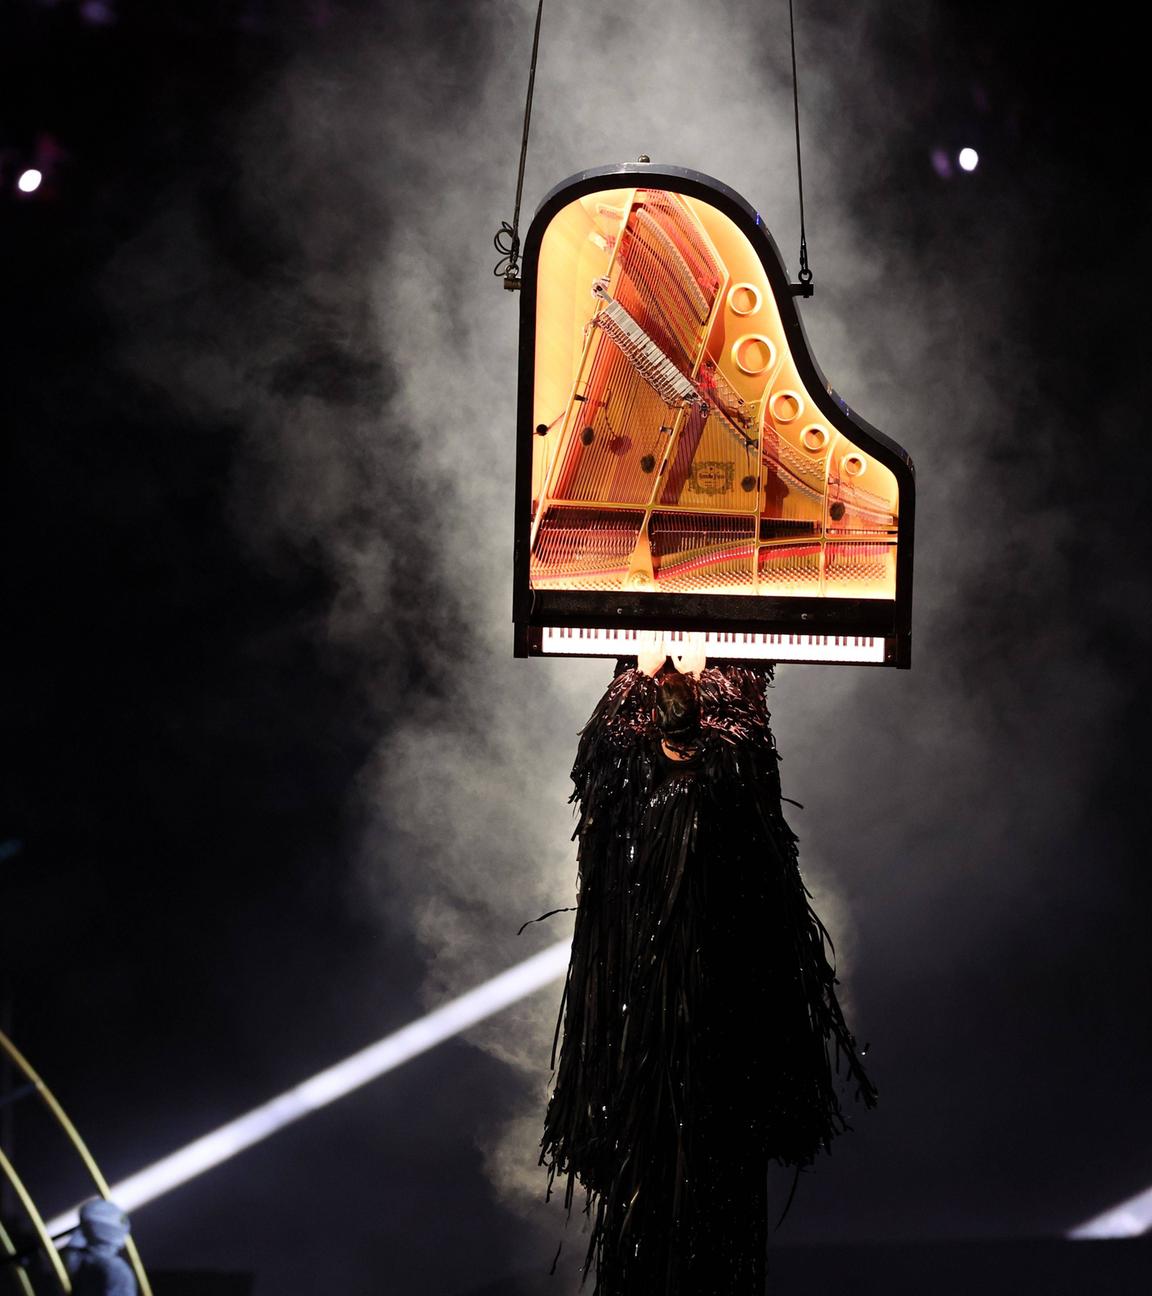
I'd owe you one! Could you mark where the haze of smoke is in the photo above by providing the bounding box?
[341,0,889,1214]
[98,0,1129,1247]
[349,0,1126,1220]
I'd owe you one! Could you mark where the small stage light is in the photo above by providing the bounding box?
[79,0,117,24]
[45,940,571,1234]
[958,148,979,173]
[17,169,43,194]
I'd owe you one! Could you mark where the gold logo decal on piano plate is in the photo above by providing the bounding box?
[688,461,735,495]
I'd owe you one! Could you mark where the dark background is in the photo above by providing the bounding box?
[3,1,1150,1292]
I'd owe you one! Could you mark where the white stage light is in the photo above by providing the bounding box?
[1069,1184,1152,1239]
[17,169,43,194]
[958,148,979,173]
[45,940,570,1234]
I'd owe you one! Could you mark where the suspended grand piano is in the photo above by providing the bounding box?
[513,163,915,667]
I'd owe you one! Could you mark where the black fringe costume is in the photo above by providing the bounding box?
[541,664,876,1295]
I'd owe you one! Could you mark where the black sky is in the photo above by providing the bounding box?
[3,2,1151,1293]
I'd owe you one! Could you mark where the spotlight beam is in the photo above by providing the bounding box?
[45,941,570,1235]
[1069,1185,1152,1239]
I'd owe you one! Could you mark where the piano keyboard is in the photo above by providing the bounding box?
[540,627,886,664]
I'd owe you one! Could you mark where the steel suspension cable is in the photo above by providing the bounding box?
[788,0,814,295]
[493,0,545,291]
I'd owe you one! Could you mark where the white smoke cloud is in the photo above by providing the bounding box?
[96,0,1130,1260]
[341,0,884,1215]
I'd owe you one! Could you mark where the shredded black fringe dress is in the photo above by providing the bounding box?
[541,663,877,1295]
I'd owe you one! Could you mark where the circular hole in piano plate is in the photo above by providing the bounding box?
[731,334,776,376]
[801,424,829,452]
[770,390,803,423]
[842,453,867,478]
[727,283,762,317]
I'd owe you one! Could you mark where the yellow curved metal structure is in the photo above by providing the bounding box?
[0,1032,151,1296]
[0,1214,36,1296]
[0,1145,69,1292]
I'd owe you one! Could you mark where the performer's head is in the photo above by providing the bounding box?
[654,671,699,744]
[77,1198,130,1248]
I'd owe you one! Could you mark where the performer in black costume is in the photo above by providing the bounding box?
[541,661,876,1295]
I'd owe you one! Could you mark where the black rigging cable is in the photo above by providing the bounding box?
[493,0,545,292]
[496,0,813,297]
[788,0,814,296]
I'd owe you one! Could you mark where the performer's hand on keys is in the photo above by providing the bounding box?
[672,633,706,678]
[637,631,667,678]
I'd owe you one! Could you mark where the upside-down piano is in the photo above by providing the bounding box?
[512,163,915,667]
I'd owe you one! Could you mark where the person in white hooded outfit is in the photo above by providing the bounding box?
[61,1199,136,1296]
